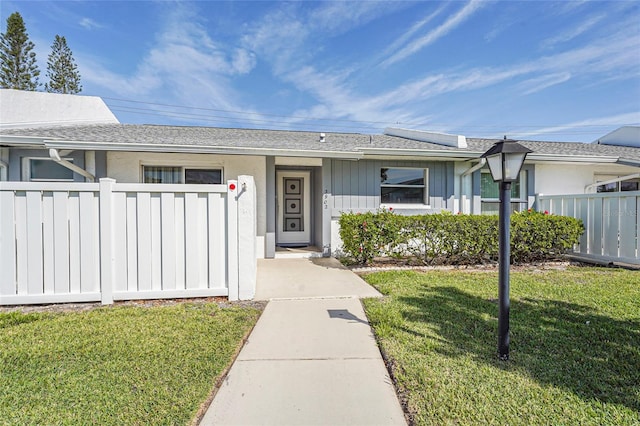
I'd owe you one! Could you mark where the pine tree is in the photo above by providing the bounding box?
[45,35,82,94]
[0,12,40,90]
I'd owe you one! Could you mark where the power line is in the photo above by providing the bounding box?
[103,95,639,136]
[103,97,400,126]
[108,107,384,132]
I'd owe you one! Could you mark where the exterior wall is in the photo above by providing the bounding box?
[106,151,267,257]
[328,158,455,255]
[535,163,639,195]
[8,148,87,182]
[330,159,454,215]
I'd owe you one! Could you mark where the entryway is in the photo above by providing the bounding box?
[276,170,310,246]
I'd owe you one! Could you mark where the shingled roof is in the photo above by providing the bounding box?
[1,124,639,165]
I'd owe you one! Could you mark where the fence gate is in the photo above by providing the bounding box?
[538,191,639,265]
[0,177,256,305]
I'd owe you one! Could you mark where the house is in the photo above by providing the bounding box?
[1,90,638,305]
[1,94,638,258]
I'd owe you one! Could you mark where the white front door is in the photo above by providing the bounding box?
[277,171,311,245]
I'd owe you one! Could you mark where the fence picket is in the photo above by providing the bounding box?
[26,191,44,295]
[136,192,153,291]
[161,193,176,290]
[0,191,17,296]
[42,193,55,294]
[126,193,138,292]
[53,192,70,293]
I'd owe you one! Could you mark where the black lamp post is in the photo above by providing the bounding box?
[481,137,532,360]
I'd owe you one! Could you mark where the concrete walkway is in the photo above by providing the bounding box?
[200,258,407,426]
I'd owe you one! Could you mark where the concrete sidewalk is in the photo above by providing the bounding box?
[200,258,407,426]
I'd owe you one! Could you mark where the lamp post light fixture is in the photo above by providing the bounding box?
[481,137,532,361]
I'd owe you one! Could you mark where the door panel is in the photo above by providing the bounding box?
[277,171,310,245]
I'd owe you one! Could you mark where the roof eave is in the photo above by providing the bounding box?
[359,147,481,159]
[43,140,364,160]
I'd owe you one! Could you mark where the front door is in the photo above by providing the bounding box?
[277,171,311,245]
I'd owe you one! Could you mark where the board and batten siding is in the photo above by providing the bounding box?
[330,159,455,214]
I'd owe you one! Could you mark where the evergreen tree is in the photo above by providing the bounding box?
[45,35,82,94]
[0,12,40,90]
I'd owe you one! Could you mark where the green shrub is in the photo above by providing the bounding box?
[338,210,583,265]
[338,210,401,264]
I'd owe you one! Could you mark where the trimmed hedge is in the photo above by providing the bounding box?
[338,210,584,265]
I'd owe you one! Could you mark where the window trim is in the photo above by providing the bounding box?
[22,157,75,182]
[480,169,528,214]
[594,174,640,193]
[379,167,430,208]
[141,165,224,184]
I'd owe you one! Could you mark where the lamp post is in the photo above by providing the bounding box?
[481,137,532,361]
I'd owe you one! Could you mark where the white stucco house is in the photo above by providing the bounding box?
[1,89,639,259]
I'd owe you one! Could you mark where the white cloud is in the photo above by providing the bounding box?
[81,4,257,100]
[380,0,486,67]
[377,4,446,62]
[232,49,257,75]
[79,17,103,30]
[540,14,605,49]
[517,72,572,95]
[508,112,640,140]
[308,1,397,33]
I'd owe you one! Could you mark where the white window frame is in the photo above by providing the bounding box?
[380,167,430,209]
[22,157,75,182]
[594,174,640,193]
[141,165,224,184]
[480,170,528,214]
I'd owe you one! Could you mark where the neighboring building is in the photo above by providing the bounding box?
[1,90,638,258]
[591,126,640,193]
[0,89,118,181]
[0,89,118,129]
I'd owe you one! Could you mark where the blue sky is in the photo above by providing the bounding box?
[3,1,639,142]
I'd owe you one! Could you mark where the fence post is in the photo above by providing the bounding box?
[99,178,115,305]
[227,180,239,301]
[237,175,257,300]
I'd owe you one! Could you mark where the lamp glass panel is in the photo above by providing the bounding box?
[503,153,526,181]
[485,154,503,182]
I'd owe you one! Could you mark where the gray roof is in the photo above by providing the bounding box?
[2,124,639,164]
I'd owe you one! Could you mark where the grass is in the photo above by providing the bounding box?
[0,302,262,425]
[361,266,640,425]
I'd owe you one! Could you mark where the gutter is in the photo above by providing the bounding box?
[43,140,364,160]
[584,173,640,193]
[359,148,622,163]
[49,148,95,182]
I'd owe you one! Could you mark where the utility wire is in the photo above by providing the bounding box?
[103,96,638,136]
[108,107,384,132]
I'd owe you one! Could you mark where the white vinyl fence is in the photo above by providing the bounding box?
[0,176,257,305]
[538,191,639,265]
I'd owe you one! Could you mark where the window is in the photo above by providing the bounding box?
[481,170,527,214]
[595,175,640,193]
[142,166,222,184]
[185,168,222,184]
[24,158,74,181]
[380,167,427,204]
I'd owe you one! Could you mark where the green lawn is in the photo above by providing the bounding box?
[362,267,640,425]
[0,302,262,425]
